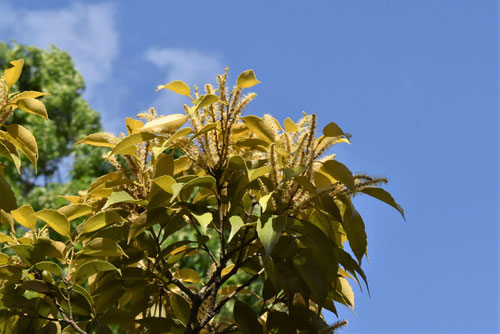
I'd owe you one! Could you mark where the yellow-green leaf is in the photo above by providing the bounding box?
[139,114,188,134]
[36,209,71,239]
[0,232,13,243]
[75,259,121,283]
[194,94,219,111]
[218,285,252,296]
[228,216,245,242]
[174,156,192,174]
[4,59,24,88]
[82,211,123,234]
[156,80,191,96]
[57,204,93,221]
[221,264,235,277]
[241,115,275,143]
[16,98,49,120]
[11,205,36,229]
[339,277,355,307]
[237,69,261,88]
[169,292,191,326]
[321,160,355,191]
[192,212,212,234]
[178,268,199,282]
[76,133,118,147]
[125,117,144,134]
[152,175,177,194]
[257,215,287,258]
[8,91,49,103]
[4,124,38,170]
[33,261,63,277]
[81,237,127,257]
[283,117,299,132]
[112,132,156,155]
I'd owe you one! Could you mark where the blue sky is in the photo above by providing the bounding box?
[0,1,498,333]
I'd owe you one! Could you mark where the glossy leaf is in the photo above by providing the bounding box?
[194,94,219,111]
[283,117,298,132]
[111,132,156,155]
[241,115,275,143]
[76,133,118,147]
[9,90,49,103]
[82,211,123,234]
[82,237,127,257]
[11,204,36,229]
[4,124,38,170]
[139,114,188,133]
[57,204,93,221]
[16,98,49,120]
[156,80,191,96]
[237,69,261,88]
[178,268,200,282]
[36,209,71,238]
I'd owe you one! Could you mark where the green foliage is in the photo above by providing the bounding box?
[0,62,404,334]
[0,42,111,210]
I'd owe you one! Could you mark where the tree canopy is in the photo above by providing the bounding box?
[0,59,404,333]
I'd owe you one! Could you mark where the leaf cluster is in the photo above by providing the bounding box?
[0,64,404,333]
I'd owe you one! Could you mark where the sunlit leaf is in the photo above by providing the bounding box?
[82,211,123,234]
[4,59,24,88]
[192,212,212,234]
[36,209,71,239]
[194,94,219,111]
[283,118,298,132]
[156,80,191,96]
[178,268,200,282]
[111,132,156,155]
[57,204,93,221]
[8,91,49,103]
[241,115,275,143]
[237,69,261,88]
[76,133,118,148]
[81,237,126,257]
[11,204,36,229]
[229,215,245,242]
[32,261,63,277]
[139,114,188,133]
[16,98,49,120]
[4,124,38,170]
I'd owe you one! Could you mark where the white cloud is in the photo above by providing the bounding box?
[145,47,224,115]
[0,1,118,101]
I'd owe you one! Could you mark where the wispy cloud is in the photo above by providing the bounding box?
[145,47,224,115]
[0,1,118,103]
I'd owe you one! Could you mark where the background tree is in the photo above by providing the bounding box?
[0,63,404,333]
[0,42,111,211]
